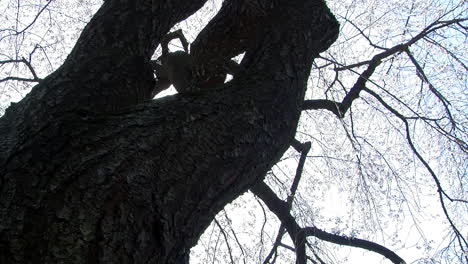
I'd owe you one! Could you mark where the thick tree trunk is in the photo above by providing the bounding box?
[0,0,338,263]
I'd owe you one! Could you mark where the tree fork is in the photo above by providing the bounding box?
[0,0,338,263]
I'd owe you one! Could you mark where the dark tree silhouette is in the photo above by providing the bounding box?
[0,0,341,263]
[2,0,466,263]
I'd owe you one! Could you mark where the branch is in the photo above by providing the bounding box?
[338,14,387,50]
[335,60,371,71]
[262,140,311,264]
[302,99,342,117]
[160,29,189,55]
[278,243,320,264]
[299,227,405,264]
[303,54,381,118]
[3,1,54,37]
[214,219,235,264]
[303,18,467,118]
[363,87,468,255]
[251,182,305,264]
[287,141,311,207]
[252,182,406,264]
[222,211,247,263]
[363,82,467,153]
[423,36,468,71]
[0,76,40,83]
[405,48,456,129]
[0,57,42,83]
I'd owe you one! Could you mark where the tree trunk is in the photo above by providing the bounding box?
[0,0,338,263]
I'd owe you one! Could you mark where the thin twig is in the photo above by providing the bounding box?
[303,18,467,118]
[252,182,406,264]
[214,219,235,264]
[364,87,468,255]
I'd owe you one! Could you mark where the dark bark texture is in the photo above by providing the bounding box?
[0,0,338,263]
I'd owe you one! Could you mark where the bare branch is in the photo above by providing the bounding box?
[262,223,285,264]
[14,1,54,36]
[303,54,382,118]
[300,227,405,264]
[278,243,320,264]
[303,17,467,119]
[251,182,306,264]
[0,58,42,84]
[364,82,467,153]
[405,49,456,128]
[287,141,311,207]
[160,29,189,55]
[252,182,406,264]
[423,36,468,71]
[214,219,235,264]
[338,14,387,50]
[335,60,371,71]
[0,76,39,83]
[262,140,311,264]
[0,1,54,44]
[222,211,247,264]
[364,87,468,255]
[302,99,342,117]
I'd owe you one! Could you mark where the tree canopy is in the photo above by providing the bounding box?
[0,0,466,263]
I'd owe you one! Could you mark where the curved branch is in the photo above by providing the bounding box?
[303,17,467,118]
[0,76,40,83]
[11,1,53,36]
[299,227,405,264]
[363,87,468,255]
[405,48,456,128]
[0,58,42,83]
[252,182,406,264]
[262,140,311,264]
[214,219,235,264]
[160,29,189,55]
[302,99,342,117]
[222,210,247,263]
[303,54,381,118]
[251,182,305,264]
[423,36,468,71]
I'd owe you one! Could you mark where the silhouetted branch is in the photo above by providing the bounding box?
[287,141,311,207]
[423,36,468,71]
[214,219,235,264]
[302,99,342,117]
[335,60,371,71]
[338,15,386,50]
[303,17,467,118]
[252,182,406,264]
[16,1,53,35]
[160,29,189,55]
[0,76,39,83]
[303,53,381,118]
[262,140,311,264]
[364,87,468,257]
[221,210,247,264]
[0,57,42,83]
[405,48,456,129]
[0,2,54,43]
[277,243,320,264]
[251,182,305,263]
[299,227,405,264]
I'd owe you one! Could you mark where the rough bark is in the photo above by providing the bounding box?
[0,0,338,263]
